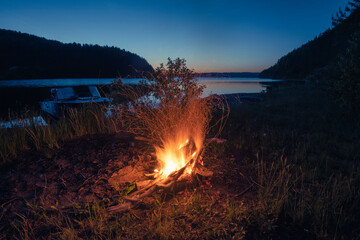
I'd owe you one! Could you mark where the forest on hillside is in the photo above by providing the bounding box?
[259,0,360,81]
[0,29,153,80]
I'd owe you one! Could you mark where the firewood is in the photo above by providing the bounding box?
[107,149,210,213]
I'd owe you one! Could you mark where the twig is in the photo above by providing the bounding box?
[60,178,66,188]
[0,197,21,208]
[234,184,254,198]
[206,138,227,143]
[0,207,7,222]
[249,176,262,188]
[131,211,141,220]
[107,202,133,212]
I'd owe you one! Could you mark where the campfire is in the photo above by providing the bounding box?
[108,58,227,212]
[108,107,213,212]
[154,136,198,179]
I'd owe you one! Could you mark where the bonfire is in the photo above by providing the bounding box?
[108,58,227,212]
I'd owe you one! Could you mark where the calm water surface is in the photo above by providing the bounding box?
[0,77,280,96]
[0,77,282,117]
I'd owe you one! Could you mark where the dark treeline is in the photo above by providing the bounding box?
[0,29,154,80]
[259,0,360,81]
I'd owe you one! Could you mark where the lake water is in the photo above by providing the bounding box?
[0,77,281,116]
[0,77,280,97]
[197,77,280,96]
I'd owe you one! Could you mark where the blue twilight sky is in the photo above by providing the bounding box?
[0,0,348,72]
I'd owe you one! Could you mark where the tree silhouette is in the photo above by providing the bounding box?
[0,29,154,80]
[260,2,360,80]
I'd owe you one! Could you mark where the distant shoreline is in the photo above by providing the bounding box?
[198,72,259,78]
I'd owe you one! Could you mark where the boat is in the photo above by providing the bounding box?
[40,86,111,118]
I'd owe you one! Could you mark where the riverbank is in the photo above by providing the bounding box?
[1,83,359,239]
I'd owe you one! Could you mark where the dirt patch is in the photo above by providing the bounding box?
[0,133,259,238]
[1,133,146,213]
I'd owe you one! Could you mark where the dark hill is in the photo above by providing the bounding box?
[259,4,360,80]
[0,29,153,80]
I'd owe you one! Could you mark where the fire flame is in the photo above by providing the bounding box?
[155,131,202,179]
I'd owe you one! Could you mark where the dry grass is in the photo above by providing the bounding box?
[6,188,250,240]
[0,104,119,165]
[223,83,360,239]
[114,59,212,148]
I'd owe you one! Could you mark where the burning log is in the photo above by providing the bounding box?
[108,146,212,213]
